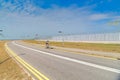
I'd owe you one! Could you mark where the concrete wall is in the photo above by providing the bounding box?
[50,32,120,43]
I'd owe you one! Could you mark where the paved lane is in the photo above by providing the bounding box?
[7,41,120,80]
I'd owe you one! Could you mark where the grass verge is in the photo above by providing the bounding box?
[0,41,32,80]
[24,40,120,53]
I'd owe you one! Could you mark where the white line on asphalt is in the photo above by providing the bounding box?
[12,41,120,73]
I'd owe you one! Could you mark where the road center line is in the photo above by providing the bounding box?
[12,41,120,74]
[6,43,49,80]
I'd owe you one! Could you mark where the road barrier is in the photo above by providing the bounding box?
[50,32,120,43]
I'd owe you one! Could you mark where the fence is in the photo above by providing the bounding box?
[50,32,120,43]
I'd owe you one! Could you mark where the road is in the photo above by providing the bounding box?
[7,41,120,80]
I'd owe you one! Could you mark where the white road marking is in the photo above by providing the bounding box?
[12,41,120,73]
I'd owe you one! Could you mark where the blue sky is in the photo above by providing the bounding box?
[0,0,120,39]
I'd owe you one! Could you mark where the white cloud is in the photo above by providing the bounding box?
[0,0,119,39]
[89,14,109,20]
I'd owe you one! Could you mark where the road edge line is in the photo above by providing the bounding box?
[23,41,118,60]
[13,41,120,74]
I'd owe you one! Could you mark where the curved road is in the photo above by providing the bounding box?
[7,41,120,80]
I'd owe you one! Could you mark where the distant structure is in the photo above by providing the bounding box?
[0,29,3,38]
[50,32,120,43]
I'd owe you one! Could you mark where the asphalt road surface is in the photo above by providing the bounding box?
[7,41,120,80]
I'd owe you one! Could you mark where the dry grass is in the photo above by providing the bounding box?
[24,40,120,53]
[0,41,32,80]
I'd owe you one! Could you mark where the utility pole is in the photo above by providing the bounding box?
[0,26,5,38]
[34,34,39,40]
[0,29,3,37]
[58,31,64,47]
